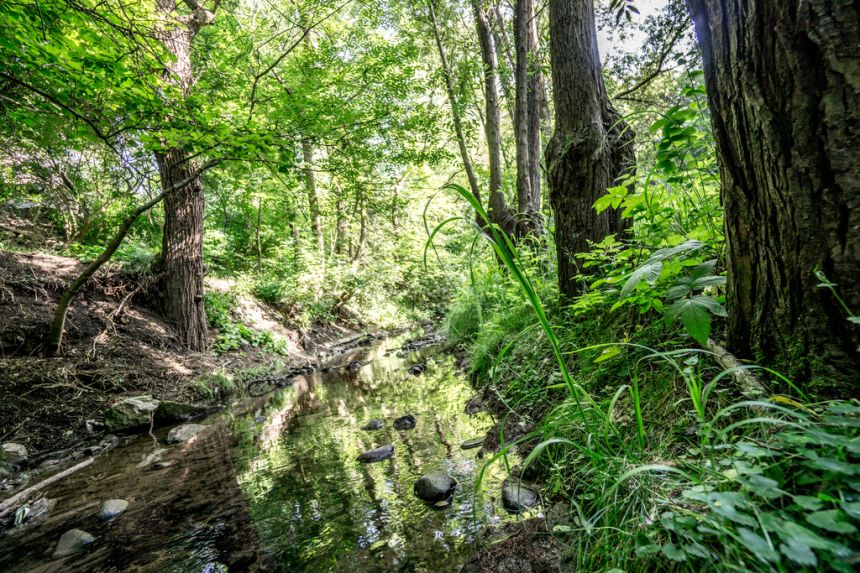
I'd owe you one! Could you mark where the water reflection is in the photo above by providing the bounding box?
[232,335,510,572]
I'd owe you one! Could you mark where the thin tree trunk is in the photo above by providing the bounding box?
[335,197,347,255]
[491,4,517,125]
[427,0,482,210]
[514,0,542,235]
[302,139,324,256]
[255,197,263,272]
[473,0,514,233]
[688,0,860,389]
[351,191,366,268]
[546,0,634,298]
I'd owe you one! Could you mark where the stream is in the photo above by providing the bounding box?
[0,331,523,572]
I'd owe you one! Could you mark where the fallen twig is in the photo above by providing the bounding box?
[0,457,94,518]
[706,338,768,396]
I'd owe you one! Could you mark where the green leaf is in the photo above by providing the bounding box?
[661,542,686,562]
[737,527,778,562]
[667,297,710,345]
[807,510,857,534]
[842,501,860,520]
[779,540,817,566]
[594,346,621,363]
[621,261,663,298]
[793,495,823,511]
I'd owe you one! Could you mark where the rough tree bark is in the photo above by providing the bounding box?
[472,0,514,233]
[546,0,634,298]
[688,0,860,388]
[155,0,217,351]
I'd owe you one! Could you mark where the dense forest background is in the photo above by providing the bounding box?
[1,0,859,571]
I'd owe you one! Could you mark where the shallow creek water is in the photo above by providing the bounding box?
[0,332,520,572]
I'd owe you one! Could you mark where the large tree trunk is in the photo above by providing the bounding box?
[157,149,207,350]
[688,0,860,389]
[514,0,542,235]
[155,0,215,351]
[546,0,633,299]
[473,0,514,233]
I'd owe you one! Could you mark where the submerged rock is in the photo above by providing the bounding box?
[52,529,95,559]
[408,363,426,376]
[392,415,416,431]
[1,443,28,466]
[362,419,384,431]
[501,482,540,513]
[166,423,207,443]
[413,471,456,503]
[104,396,160,433]
[156,401,207,424]
[97,499,129,521]
[357,444,394,463]
[460,437,484,450]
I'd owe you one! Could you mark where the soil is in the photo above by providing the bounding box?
[0,251,342,455]
[461,519,562,573]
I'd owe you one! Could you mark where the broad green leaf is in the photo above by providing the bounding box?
[737,527,778,562]
[621,261,662,298]
[807,510,857,534]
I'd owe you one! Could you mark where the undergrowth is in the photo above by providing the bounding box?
[434,80,860,572]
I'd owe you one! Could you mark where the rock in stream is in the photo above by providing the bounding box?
[501,481,540,513]
[362,419,384,431]
[357,444,395,463]
[167,424,208,443]
[413,471,456,503]
[97,499,129,521]
[52,529,95,559]
[392,415,416,430]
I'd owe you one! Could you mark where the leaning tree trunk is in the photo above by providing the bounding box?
[688,0,860,390]
[546,0,634,299]
[154,0,215,351]
[473,0,515,234]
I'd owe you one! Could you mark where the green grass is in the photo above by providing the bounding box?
[436,184,860,573]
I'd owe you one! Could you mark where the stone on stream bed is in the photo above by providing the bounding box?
[501,481,540,513]
[392,415,416,430]
[460,437,484,450]
[156,401,208,424]
[52,529,95,559]
[407,363,426,376]
[97,499,129,521]
[413,471,456,503]
[362,419,384,431]
[167,424,208,443]
[357,444,395,463]
[104,396,160,433]
[1,443,28,466]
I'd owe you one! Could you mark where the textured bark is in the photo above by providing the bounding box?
[157,149,207,350]
[427,0,482,209]
[688,0,860,387]
[155,0,215,351]
[514,0,542,235]
[473,0,514,233]
[546,0,634,298]
[302,139,324,255]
